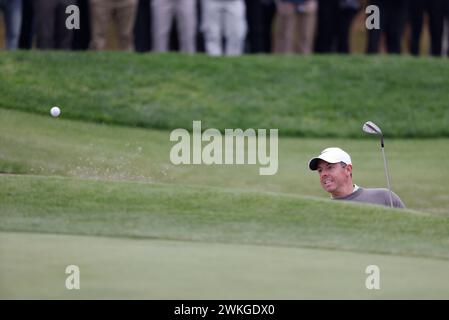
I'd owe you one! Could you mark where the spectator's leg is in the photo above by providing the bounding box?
[428,0,444,56]
[444,19,449,56]
[55,0,76,49]
[385,0,407,54]
[19,0,34,49]
[201,0,223,56]
[176,0,197,53]
[114,0,138,51]
[244,0,260,53]
[366,29,381,53]
[444,0,449,56]
[408,0,424,56]
[297,0,317,55]
[72,0,91,50]
[274,0,296,53]
[336,8,357,54]
[133,0,151,52]
[152,0,174,52]
[366,0,384,54]
[89,0,110,50]
[34,0,57,49]
[195,0,205,52]
[314,0,335,53]
[245,0,274,53]
[4,0,23,49]
[224,0,247,56]
[262,0,276,53]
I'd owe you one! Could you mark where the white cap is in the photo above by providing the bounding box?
[308,147,352,171]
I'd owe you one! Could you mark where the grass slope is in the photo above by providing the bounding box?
[1,108,448,215]
[2,52,449,299]
[1,51,449,138]
[2,175,449,259]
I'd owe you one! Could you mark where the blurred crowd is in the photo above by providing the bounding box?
[1,0,449,56]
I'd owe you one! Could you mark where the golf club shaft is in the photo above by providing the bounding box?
[381,146,394,207]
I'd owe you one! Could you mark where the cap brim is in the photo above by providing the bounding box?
[308,158,321,171]
[308,156,342,171]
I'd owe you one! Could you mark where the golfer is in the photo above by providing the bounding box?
[309,147,405,208]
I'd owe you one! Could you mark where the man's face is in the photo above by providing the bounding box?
[316,160,352,196]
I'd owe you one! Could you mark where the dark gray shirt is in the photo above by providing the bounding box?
[332,186,406,209]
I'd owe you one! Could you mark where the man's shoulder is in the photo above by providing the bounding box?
[351,187,391,200]
[359,187,390,195]
[333,186,406,208]
[358,187,406,208]
[360,187,400,199]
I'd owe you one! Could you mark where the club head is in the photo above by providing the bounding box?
[362,121,383,136]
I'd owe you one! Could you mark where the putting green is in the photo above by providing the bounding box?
[1,231,448,299]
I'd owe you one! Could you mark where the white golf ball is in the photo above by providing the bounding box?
[50,106,61,117]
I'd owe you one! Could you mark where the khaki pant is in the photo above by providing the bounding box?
[89,0,138,51]
[152,0,197,53]
[274,0,317,54]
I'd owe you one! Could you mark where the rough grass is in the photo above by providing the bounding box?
[2,175,449,260]
[2,108,449,215]
[1,51,449,138]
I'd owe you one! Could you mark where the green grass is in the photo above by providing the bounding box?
[1,52,449,299]
[2,174,449,299]
[1,108,448,215]
[1,51,449,138]
[2,174,449,259]
[2,231,449,299]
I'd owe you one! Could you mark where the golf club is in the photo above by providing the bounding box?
[362,121,394,207]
